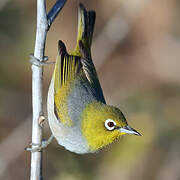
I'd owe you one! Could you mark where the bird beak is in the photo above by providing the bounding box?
[119,125,142,136]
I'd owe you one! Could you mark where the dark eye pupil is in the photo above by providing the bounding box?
[107,121,114,127]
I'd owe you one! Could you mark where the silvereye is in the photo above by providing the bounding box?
[47,4,141,154]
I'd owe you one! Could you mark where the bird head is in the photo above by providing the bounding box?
[81,101,141,152]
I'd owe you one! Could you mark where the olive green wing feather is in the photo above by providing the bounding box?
[53,40,105,126]
[54,41,81,90]
[79,40,106,103]
[53,41,82,126]
[54,40,105,103]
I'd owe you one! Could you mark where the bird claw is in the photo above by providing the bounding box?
[29,54,55,67]
[25,135,54,152]
[25,140,48,152]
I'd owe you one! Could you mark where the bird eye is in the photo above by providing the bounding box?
[105,119,116,131]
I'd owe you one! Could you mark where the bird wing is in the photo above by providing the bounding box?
[78,40,105,103]
[53,41,105,127]
[53,41,82,127]
[54,41,82,89]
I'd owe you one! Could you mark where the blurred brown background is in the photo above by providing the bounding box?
[0,0,180,179]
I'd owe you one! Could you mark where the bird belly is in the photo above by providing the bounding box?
[47,78,91,154]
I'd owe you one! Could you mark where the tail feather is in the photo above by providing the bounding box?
[72,3,96,58]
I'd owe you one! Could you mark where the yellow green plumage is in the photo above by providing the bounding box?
[47,3,141,154]
[54,43,82,126]
[72,3,95,57]
[81,101,128,151]
[53,3,104,127]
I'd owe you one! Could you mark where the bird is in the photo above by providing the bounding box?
[47,3,141,154]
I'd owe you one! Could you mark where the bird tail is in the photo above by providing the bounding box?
[72,3,96,58]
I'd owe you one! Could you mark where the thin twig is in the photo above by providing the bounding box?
[47,0,67,28]
[30,0,66,180]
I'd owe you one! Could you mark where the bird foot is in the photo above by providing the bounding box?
[25,135,54,152]
[29,54,55,67]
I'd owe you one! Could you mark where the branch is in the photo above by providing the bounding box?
[47,0,67,28]
[30,0,66,180]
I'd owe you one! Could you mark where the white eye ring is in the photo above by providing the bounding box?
[105,119,116,131]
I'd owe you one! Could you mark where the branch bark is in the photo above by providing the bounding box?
[30,0,66,180]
